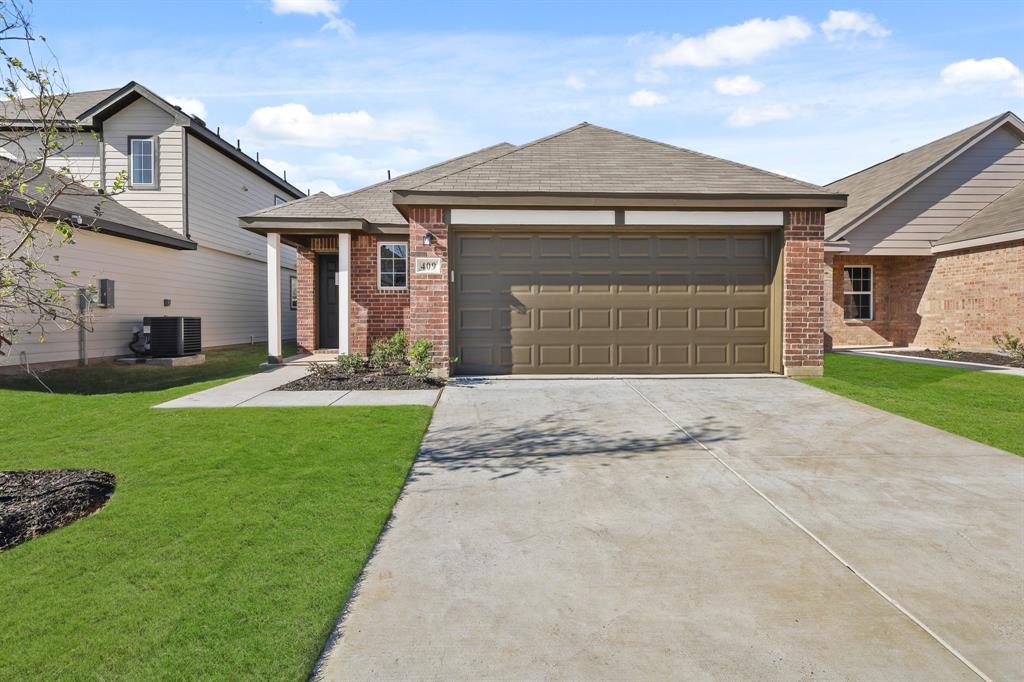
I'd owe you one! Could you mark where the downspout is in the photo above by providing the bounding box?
[181,127,190,239]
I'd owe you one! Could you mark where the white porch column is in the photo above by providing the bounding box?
[338,232,351,354]
[266,232,283,362]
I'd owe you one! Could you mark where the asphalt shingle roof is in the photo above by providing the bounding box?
[934,179,1024,247]
[241,192,361,221]
[0,88,120,124]
[409,123,833,196]
[337,143,516,224]
[824,114,1010,240]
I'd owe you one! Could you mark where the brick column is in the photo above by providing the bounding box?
[783,209,825,376]
[296,247,318,353]
[407,208,449,374]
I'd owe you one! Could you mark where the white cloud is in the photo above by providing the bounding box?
[820,10,891,42]
[270,0,354,38]
[165,96,207,120]
[628,89,667,107]
[652,16,812,68]
[714,75,763,96]
[727,104,795,127]
[240,103,437,146]
[941,57,1023,92]
[565,75,586,90]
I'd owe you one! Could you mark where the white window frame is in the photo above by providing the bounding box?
[377,242,409,291]
[128,136,157,188]
[842,265,873,321]
[289,275,298,310]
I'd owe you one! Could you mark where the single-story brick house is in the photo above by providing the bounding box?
[823,111,1023,351]
[241,123,849,376]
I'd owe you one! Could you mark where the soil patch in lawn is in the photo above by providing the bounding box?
[889,349,1023,368]
[281,371,444,391]
[1,470,115,551]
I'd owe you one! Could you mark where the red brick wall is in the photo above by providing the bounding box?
[783,210,825,376]
[407,208,449,374]
[349,233,411,354]
[827,241,1022,351]
[296,248,317,353]
[919,240,1023,350]
[826,254,934,348]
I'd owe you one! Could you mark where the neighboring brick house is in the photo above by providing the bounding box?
[824,112,1024,352]
[241,123,846,377]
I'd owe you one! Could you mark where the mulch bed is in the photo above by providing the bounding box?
[280,371,445,391]
[1,470,115,551]
[889,350,1024,368]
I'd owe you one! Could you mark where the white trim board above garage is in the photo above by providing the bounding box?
[449,209,784,226]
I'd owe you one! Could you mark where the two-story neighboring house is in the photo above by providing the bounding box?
[1,82,304,368]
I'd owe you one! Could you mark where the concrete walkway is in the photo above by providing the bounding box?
[837,348,1024,376]
[316,378,1023,681]
[153,366,439,408]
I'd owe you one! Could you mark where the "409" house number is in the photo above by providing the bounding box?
[414,257,442,274]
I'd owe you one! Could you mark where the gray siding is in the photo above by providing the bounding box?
[1,223,296,367]
[848,125,1024,255]
[1,131,102,186]
[186,134,297,269]
[103,98,185,232]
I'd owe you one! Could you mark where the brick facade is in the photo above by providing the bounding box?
[828,240,1023,351]
[296,248,317,353]
[407,208,450,373]
[783,209,826,376]
[350,233,411,354]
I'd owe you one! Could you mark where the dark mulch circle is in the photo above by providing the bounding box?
[889,350,1023,368]
[280,370,445,391]
[1,470,116,551]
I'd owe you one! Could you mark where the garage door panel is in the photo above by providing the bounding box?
[452,231,773,374]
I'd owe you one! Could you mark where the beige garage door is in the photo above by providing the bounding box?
[451,231,775,375]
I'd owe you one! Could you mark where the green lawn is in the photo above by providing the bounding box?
[802,353,1024,456]
[0,345,432,680]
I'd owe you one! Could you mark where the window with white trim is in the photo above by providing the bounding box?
[843,266,873,320]
[378,242,408,289]
[129,137,155,186]
[274,195,287,206]
[289,275,298,310]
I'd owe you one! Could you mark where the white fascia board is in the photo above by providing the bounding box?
[931,229,1024,254]
[624,210,784,226]
[449,209,615,225]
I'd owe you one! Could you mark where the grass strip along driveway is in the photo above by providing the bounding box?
[802,352,1023,456]
[0,346,432,680]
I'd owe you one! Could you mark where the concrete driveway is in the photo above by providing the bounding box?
[316,378,1023,681]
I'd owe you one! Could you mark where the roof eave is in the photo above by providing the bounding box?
[931,229,1024,254]
[238,216,368,235]
[392,190,847,211]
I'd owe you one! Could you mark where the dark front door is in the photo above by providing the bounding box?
[318,255,339,349]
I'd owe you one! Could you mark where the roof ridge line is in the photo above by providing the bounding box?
[404,122,594,191]
[580,122,828,192]
[336,142,516,198]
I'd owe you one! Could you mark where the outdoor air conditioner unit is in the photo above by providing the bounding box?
[144,316,202,357]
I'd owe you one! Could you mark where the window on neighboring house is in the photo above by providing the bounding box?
[129,137,155,186]
[843,266,873,320]
[289,275,298,310]
[378,242,408,290]
[274,195,287,206]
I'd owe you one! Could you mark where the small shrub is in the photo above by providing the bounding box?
[992,331,1024,363]
[336,352,367,375]
[407,339,433,377]
[306,361,336,380]
[370,330,408,370]
[937,328,961,360]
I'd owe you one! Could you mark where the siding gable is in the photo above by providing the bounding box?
[848,124,1024,255]
[102,97,184,232]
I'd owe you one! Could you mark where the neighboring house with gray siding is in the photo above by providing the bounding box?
[1,82,304,368]
[823,111,1024,352]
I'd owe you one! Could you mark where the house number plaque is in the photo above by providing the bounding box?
[415,257,442,274]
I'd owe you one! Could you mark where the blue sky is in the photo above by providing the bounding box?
[32,0,1024,194]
